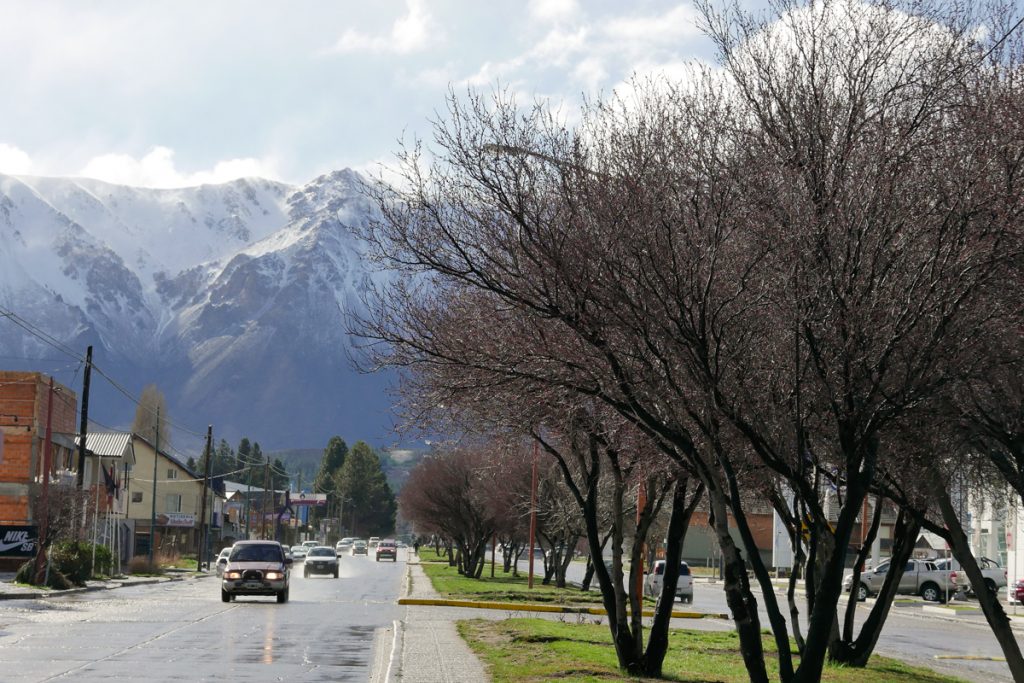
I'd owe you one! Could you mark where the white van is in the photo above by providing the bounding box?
[644,560,694,603]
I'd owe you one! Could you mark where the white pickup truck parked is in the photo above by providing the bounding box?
[844,558,958,602]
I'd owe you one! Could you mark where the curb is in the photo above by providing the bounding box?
[397,597,727,619]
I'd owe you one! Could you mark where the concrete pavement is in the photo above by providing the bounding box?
[386,556,489,683]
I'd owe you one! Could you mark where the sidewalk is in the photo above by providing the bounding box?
[387,557,489,683]
[0,568,210,600]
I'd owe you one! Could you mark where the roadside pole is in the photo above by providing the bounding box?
[148,407,160,567]
[197,426,212,572]
[75,346,93,490]
[34,378,55,584]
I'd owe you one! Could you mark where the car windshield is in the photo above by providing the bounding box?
[232,544,282,562]
[309,548,335,557]
[291,546,306,552]
[354,541,366,547]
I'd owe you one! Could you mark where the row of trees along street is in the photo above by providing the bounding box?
[353,1,1024,681]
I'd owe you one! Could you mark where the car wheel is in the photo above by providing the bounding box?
[304,569,309,578]
[856,583,869,602]
[393,557,397,562]
[333,569,339,578]
[920,583,942,602]
[277,588,289,604]
[221,590,231,603]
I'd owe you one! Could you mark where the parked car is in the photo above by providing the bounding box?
[215,547,232,577]
[352,540,368,555]
[304,546,339,578]
[1013,578,1024,604]
[376,539,398,562]
[643,560,694,603]
[336,537,354,553]
[843,559,958,602]
[933,557,1007,597]
[221,540,292,603]
[290,545,308,561]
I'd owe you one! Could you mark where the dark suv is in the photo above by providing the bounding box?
[376,539,398,562]
[221,540,292,603]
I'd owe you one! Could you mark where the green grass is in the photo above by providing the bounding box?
[421,561,608,606]
[418,548,664,606]
[458,618,967,683]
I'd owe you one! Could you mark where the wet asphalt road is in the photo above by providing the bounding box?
[0,551,406,682]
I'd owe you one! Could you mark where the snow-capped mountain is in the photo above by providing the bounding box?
[0,170,394,449]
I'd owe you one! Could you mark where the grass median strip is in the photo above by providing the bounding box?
[419,557,609,606]
[458,618,968,682]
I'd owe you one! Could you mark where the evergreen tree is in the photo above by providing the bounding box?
[334,441,396,536]
[314,437,348,494]
[186,456,197,471]
[271,458,289,491]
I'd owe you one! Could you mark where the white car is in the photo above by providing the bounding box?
[644,560,694,603]
[336,537,354,553]
[304,546,339,578]
[290,545,309,561]
[215,547,232,577]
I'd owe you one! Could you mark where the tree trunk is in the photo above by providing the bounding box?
[936,486,1024,681]
[829,506,918,666]
[642,478,703,677]
[706,480,769,683]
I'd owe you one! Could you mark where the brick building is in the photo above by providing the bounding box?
[0,371,78,569]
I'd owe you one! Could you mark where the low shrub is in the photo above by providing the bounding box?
[15,558,73,589]
[50,541,104,585]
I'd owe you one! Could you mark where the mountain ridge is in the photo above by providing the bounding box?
[0,170,395,451]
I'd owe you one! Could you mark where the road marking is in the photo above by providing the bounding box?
[386,618,399,682]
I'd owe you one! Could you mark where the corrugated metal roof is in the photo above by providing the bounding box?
[75,431,132,458]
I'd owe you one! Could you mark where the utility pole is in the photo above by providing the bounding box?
[75,346,93,489]
[244,453,252,539]
[148,407,160,567]
[197,425,212,572]
[261,457,271,539]
[34,378,55,584]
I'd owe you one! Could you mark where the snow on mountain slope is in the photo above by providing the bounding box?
[0,170,395,449]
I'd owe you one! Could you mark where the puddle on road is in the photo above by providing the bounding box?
[232,623,375,668]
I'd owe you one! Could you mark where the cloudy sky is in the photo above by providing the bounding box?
[0,0,752,188]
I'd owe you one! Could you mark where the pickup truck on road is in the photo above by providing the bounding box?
[844,559,958,602]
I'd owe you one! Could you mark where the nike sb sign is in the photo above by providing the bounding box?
[0,526,38,557]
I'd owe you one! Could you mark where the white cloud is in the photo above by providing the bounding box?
[601,5,701,46]
[528,0,580,24]
[0,143,33,175]
[326,0,439,55]
[78,146,279,188]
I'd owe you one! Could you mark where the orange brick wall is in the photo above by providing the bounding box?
[689,509,774,552]
[0,371,78,525]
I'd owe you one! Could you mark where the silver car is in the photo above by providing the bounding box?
[643,560,694,603]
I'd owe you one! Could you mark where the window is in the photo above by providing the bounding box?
[132,492,143,503]
[166,494,182,513]
[167,469,177,480]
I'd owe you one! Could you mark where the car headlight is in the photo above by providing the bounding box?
[265,571,284,580]
[225,571,242,580]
